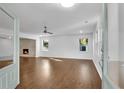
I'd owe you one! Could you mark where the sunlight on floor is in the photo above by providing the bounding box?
[40,59,51,79]
[49,58,63,62]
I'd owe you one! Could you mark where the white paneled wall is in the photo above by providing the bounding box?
[0,64,18,89]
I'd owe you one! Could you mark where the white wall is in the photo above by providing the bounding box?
[118,4,124,88]
[0,38,13,60]
[20,38,36,57]
[0,28,13,61]
[119,4,124,62]
[35,37,40,57]
[108,4,119,61]
[40,34,93,59]
[107,3,120,87]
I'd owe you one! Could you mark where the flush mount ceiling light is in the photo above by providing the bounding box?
[80,30,83,34]
[60,3,75,8]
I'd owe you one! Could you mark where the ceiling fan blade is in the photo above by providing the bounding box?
[47,31,53,34]
[41,25,53,34]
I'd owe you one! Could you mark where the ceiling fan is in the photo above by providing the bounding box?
[42,25,53,34]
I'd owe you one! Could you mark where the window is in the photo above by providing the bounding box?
[41,39,49,51]
[79,38,88,51]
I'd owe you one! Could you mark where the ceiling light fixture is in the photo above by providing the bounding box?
[80,30,83,34]
[60,3,75,8]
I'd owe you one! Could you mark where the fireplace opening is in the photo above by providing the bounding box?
[23,49,29,54]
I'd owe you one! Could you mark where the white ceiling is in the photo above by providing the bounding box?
[1,3,102,35]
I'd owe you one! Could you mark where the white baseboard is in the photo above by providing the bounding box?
[20,55,36,57]
[40,56,92,60]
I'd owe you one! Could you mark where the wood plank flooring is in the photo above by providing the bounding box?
[16,57,101,89]
[0,60,13,69]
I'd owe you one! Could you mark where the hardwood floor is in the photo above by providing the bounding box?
[0,60,13,69]
[16,57,101,89]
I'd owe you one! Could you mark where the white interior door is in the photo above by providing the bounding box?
[0,5,19,89]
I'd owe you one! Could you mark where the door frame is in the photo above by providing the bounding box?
[102,3,119,89]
